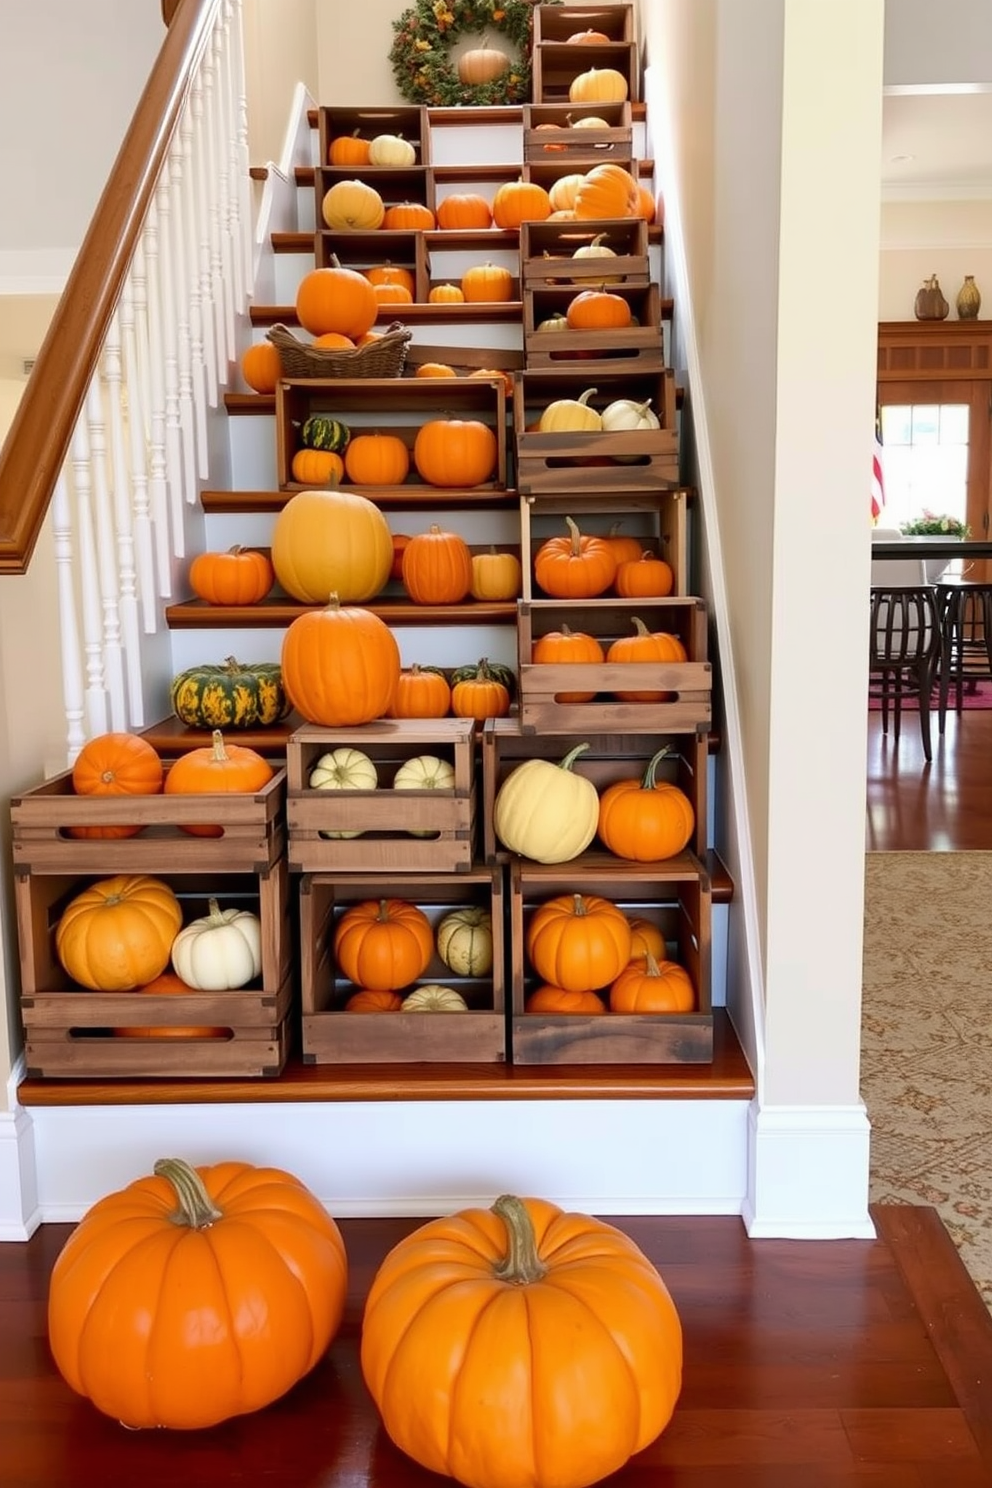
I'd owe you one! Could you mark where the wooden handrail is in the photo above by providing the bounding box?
[0,0,220,575]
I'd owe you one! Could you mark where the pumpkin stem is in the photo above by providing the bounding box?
[209,729,229,762]
[154,1158,223,1229]
[491,1195,548,1285]
[559,742,591,773]
[376,899,391,922]
[204,897,228,925]
[631,616,650,636]
[577,387,598,407]
[572,893,587,916]
[564,515,583,556]
[642,746,672,789]
[644,949,663,976]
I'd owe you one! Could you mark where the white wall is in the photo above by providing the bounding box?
[879,200,992,320]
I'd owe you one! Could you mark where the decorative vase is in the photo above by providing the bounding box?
[915,274,950,320]
[956,275,982,320]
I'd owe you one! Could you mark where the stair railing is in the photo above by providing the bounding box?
[0,0,252,757]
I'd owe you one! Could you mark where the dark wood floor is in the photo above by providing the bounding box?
[4,1206,992,1486]
[867,703,992,851]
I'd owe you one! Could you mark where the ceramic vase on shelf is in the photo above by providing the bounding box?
[956,276,982,320]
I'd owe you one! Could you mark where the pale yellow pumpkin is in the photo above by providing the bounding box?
[309,746,378,840]
[368,133,416,167]
[538,386,602,433]
[569,66,629,104]
[493,744,600,863]
[570,233,621,284]
[270,487,393,604]
[470,548,522,602]
[436,906,494,977]
[401,984,469,1012]
[321,179,385,231]
[394,753,456,838]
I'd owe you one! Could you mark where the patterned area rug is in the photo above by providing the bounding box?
[862,851,992,1310]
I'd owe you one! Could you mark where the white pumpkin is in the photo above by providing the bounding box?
[368,133,416,167]
[570,233,621,284]
[436,906,493,976]
[171,899,262,991]
[310,747,377,840]
[570,115,610,129]
[402,984,469,1012]
[394,753,457,838]
[493,744,600,863]
[601,397,660,433]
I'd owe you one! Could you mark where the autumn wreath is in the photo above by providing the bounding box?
[390,0,562,107]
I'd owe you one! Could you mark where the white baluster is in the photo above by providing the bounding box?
[155,161,187,553]
[190,72,219,405]
[209,24,237,364]
[69,417,110,738]
[103,312,145,728]
[85,375,126,730]
[51,472,87,763]
[201,37,231,382]
[228,0,254,296]
[141,210,174,600]
[219,0,246,313]
[130,236,152,445]
[169,132,199,505]
[120,272,157,631]
[181,100,210,471]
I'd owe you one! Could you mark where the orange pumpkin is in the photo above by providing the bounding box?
[534,516,617,598]
[628,916,667,962]
[345,988,404,1012]
[451,660,511,721]
[296,260,378,338]
[371,281,413,307]
[573,163,639,220]
[526,892,632,992]
[492,179,552,229]
[334,898,433,990]
[391,532,411,580]
[525,985,606,1014]
[382,201,436,231]
[569,66,630,106]
[164,730,274,838]
[55,875,183,992]
[413,419,498,488]
[281,597,401,727]
[114,972,228,1040]
[607,618,687,701]
[361,1194,683,1488]
[535,122,567,153]
[329,129,371,167]
[386,663,452,719]
[615,551,675,598]
[436,194,493,230]
[566,28,611,43]
[365,262,415,297]
[605,522,646,567]
[469,367,515,399]
[402,525,473,604]
[415,362,458,379]
[272,486,392,603]
[344,432,411,487]
[427,283,465,304]
[240,341,281,394]
[532,623,604,702]
[48,1157,348,1429]
[634,183,658,224]
[311,331,356,349]
[291,448,346,485]
[321,178,385,231]
[597,747,695,861]
[188,545,274,606]
[461,262,514,303]
[609,952,696,1014]
[68,732,164,840]
[566,288,632,329]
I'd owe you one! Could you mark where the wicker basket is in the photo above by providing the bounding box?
[266,321,412,380]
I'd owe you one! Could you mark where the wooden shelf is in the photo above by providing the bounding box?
[248,301,527,328]
[199,487,520,514]
[271,226,663,254]
[164,598,518,628]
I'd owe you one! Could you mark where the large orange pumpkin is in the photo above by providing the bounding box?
[55,875,183,992]
[597,747,695,861]
[334,898,433,990]
[461,262,514,303]
[492,179,552,229]
[188,545,274,606]
[526,891,632,992]
[271,486,393,604]
[48,1157,348,1429]
[382,202,436,231]
[413,419,498,488]
[401,524,473,604]
[534,516,617,598]
[609,952,696,1013]
[360,1194,683,1488]
[281,597,401,726]
[295,260,378,338]
[573,163,639,220]
[566,288,632,329]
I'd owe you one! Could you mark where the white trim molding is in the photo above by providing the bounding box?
[743,1100,875,1239]
[0,1068,40,1239]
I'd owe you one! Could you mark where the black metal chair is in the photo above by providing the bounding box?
[935,577,992,732]
[868,585,942,762]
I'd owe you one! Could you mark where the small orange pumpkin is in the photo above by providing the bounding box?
[492,179,552,229]
[413,420,498,488]
[371,281,413,307]
[597,747,695,861]
[605,522,645,568]
[615,551,675,598]
[566,29,611,44]
[114,973,228,1040]
[328,129,371,167]
[436,194,493,230]
[164,730,275,838]
[607,618,688,702]
[345,988,404,1012]
[461,262,514,303]
[291,448,346,486]
[365,263,415,297]
[450,659,511,721]
[566,288,632,329]
[386,663,452,719]
[344,432,411,487]
[534,515,617,598]
[526,892,632,992]
[415,362,458,379]
[427,283,466,304]
[628,916,667,962]
[382,201,435,231]
[188,546,274,606]
[334,898,433,991]
[525,985,606,1014]
[240,341,281,394]
[469,547,522,602]
[402,525,473,605]
[68,732,164,840]
[609,952,696,1014]
[311,332,356,349]
[532,623,604,702]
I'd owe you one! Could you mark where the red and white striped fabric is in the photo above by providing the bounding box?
[871,430,886,520]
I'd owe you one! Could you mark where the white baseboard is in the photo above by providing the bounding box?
[742,1101,875,1238]
[0,1106,41,1240]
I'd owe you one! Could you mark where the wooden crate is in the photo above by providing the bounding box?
[317,106,430,168]
[16,862,293,1079]
[523,156,636,200]
[275,377,507,493]
[315,231,429,302]
[523,103,632,166]
[523,282,663,370]
[10,766,286,875]
[514,367,678,495]
[510,859,712,1065]
[299,868,506,1063]
[286,719,477,873]
[481,717,708,863]
[517,598,712,735]
[520,217,649,290]
[532,40,639,106]
[532,5,634,45]
[519,488,688,599]
[315,166,435,224]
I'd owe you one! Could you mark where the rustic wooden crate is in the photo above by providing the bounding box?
[523,103,632,166]
[519,488,687,599]
[520,217,649,289]
[532,40,639,106]
[16,862,292,999]
[286,719,477,874]
[532,5,634,45]
[523,282,663,371]
[317,106,431,168]
[510,859,712,1065]
[10,766,286,875]
[275,377,507,493]
[514,367,678,495]
[405,344,523,382]
[517,598,712,735]
[315,166,436,223]
[481,717,708,863]
[315,231,429,302]
[299,868,506,1064]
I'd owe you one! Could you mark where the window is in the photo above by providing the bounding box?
[878,400,969,530]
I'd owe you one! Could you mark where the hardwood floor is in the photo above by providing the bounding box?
[3,1207,992,1487]
[867,703,992,851]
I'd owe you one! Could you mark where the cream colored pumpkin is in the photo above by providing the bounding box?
[601,397,661,434]
[170,899,263,990]
[539,387,602,433]
[310,746,378,840]
[570,115,610,129]
[570,233,621,284]
[569,66,629,104]
[368,133,416,167]
[402,984,469,1012]
[436,906,494,977]
[493,744,600,863]
[548,173,587,213]
[394,753,456,838]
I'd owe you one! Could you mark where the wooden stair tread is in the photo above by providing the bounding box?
[223,377,684,414]
[296,162,656,189]
[271,226,664,252]
[200,487,520,513]
[304,103,650,130]
[16,1010,748,1106]
[164,597,518,627]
